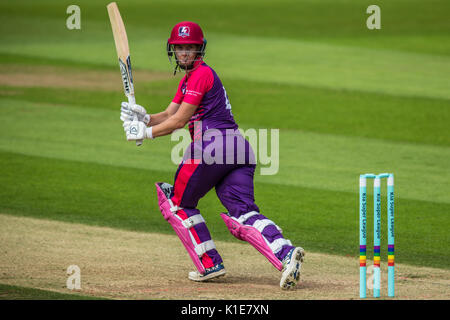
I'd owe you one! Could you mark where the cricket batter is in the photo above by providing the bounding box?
[121,22,305,290]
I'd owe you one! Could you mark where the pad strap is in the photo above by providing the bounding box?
[253,218,283,233]
[269,238,292,254]
[194,240,216,257]
[233,212,290,254]
[167,199,183,213]
[182,214,206,228]
[236,212,283,233]
[236,211,259,224]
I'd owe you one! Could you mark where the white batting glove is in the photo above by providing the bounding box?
[123,117,153,141]
[120,102,151,125]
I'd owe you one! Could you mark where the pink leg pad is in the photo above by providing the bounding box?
[220,213,283,271]
[155,183,206,274]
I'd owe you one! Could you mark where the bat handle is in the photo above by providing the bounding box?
[127,95,143,146]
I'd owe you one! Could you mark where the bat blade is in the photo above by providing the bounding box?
[107,2,142,146]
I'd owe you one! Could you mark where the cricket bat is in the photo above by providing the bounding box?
[107,2,142,146]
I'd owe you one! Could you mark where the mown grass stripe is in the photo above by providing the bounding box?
[1,97,448,204]
[1,70,449,146]
[0,150,448,269]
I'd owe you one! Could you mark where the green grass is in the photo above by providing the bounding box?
[1,1,449,54]
[2,81,449,146]
[0,284,106,300]
[0,1,449,98]
[0,94,448,204]
[0,149,448,269]
[0,0,449,281]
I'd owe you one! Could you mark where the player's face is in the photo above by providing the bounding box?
[174,44,200,67]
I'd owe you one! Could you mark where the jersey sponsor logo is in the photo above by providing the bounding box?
[178,26,190,38]
[186,89,202,97]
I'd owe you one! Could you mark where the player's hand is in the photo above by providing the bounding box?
[123,116,153,141]
[120,102,151,125]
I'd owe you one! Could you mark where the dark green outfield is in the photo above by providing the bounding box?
[0,284,106,300]
[1,78,448,146]
[0,151,448,269]
[1,0,449,55]
[0,0,449,277]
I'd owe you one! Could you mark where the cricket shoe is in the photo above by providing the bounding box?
[280,247,305,290]
[188,263,226,282]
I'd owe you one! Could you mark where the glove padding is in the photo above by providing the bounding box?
[120,102,150,125]
[123,117,152,141]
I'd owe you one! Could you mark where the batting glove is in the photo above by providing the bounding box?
[120,102,151,125]
[123,117,153,141]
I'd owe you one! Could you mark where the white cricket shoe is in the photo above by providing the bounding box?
[188,263,226,282]
[280,247,305,290]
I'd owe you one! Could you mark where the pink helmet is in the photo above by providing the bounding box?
[168,21,205,45]
[167,21,207,74]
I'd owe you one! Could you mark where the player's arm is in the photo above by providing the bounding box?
[147,74,185,126]
[150,102,197,138]
[147,101,181,126]
[121,101,180,126]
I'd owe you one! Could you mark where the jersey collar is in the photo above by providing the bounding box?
[186,59,205,78]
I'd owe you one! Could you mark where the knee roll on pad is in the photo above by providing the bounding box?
[155,182,216,275]
[220,212,285,271]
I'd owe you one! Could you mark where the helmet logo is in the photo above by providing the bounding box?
[178,26,190,38]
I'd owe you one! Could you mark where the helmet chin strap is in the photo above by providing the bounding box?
[173,63,181,76]
[174,55,202,75]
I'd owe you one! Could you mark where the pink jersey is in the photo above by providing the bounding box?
[173,61,238,140]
